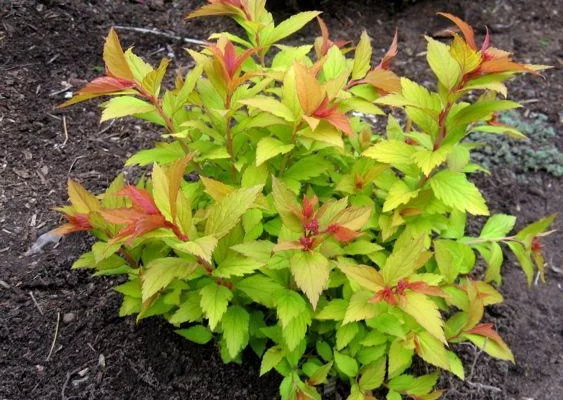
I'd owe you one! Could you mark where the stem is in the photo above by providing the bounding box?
[224,92,237,182]
[136,84,190,154]
[279,123,302,174]
[120,246,139,268]
[462,235,523,246]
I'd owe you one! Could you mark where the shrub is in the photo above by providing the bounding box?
[55,1,555,398]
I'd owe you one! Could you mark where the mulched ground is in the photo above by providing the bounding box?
[0,0,561,399]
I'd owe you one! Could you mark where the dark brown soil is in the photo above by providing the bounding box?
[1,1,561,399]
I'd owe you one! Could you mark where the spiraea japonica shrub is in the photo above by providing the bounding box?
[55,1,555,398]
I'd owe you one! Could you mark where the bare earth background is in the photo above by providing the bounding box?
[0,0,561,399]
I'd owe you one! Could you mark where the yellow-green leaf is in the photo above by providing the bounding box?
[352,31,372,80]
[363,140,416,165]
[400,291,446,343]
[429,170,489,216]
[290,251,330,309]
[256,137,294,166]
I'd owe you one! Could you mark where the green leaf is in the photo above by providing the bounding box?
[338,262,384,292]
[200,282,233,330]
[434,240,475,282]
[334,351,359,378]
[256,137,294,166]
[222,306,250,358]
[142,258,197,301]
[450,100,521,127]
[426,36,461,90]
[239,96,296,122]
[283,311,311,351]
[213,255,265,278]
[447,351,465,379]
[100,96,155,122]
[260,346,285,376]
[506,241,535,285]
[266,11,321,45]
[315,299,348,321]
[336,322,360,350]
[276,290,308,328]
[463,333,514,362]
[272,176,302,232]
[416,331,449,370]
[383,180,420,212]
[363,140,416,165]
[381,235,427,286]
[343,291,378,324]
[230,240,275,263]
[205,185,263,238]
[290,251,330,309]
[172,236,218,265]
[480,214,516,238]
[352,31,372,80]
[412,146,450,176]
[388,372,439,396]
[359,357,386,391]
[388,338,413,378]
[176,325,213,344]
[343,241,384,256]
[236,274,285,308]
[483,242,504,285]
[323,46,348,81]
[429,170,489,216]
[168,292,203,325]
[470,124,528,140]
[284,154,332,182]
[309,361,333,385]
[400,291,446,343]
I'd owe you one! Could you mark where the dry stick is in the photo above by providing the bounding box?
[112,25,207,46]
[29,291,44,315]
[46,312,61,362]
[62,116,69,146]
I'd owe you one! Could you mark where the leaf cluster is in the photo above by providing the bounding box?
[55,1,555,399]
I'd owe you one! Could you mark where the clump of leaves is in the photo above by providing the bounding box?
[55,1,555,399]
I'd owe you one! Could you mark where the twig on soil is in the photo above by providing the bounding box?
[61,359,98,400]
[46,312,61,362]
[113,25,207,46]
[62,116,69,146]
[68,155,88,175]
[29,291,44,315]
[96,120,116,136]
[49,84,73,97]
[466,381,503,393]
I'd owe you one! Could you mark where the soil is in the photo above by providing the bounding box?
[0,0,561,399]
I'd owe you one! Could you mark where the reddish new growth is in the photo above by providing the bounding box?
[370,279,444,306]
[55,213,92,235]
[101,186,188,244]
[531,237,543,252]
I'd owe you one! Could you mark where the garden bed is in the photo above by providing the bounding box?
[1,0,561,399]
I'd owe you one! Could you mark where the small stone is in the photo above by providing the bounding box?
[35,365,45,376]
[63,312,75,323]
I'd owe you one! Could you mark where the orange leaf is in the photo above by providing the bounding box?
[167,154,193,221]
[118,186,159,214]
[104,28,135,81]
[294,63,325,115]
[327,224,362,242]
[438,12,477,50]
[79,76,136,94]
[479,57,537,75]
[378,29,398,70]
[364,68,402,94]
[321,109,353,136]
